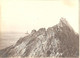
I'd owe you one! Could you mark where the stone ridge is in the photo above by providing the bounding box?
[0,18,79,57]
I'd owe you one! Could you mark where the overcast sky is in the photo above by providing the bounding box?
[1,0,79,33]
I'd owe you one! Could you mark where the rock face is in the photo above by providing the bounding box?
[0,18,79,57]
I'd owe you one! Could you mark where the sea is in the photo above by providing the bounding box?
[0,32,27,50]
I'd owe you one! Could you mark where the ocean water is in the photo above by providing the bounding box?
[0,32,27,50]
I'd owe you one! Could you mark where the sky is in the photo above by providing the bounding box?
[1,0,79,33]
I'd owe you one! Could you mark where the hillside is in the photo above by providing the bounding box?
[0,18,79,57]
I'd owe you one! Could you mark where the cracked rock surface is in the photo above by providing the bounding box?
[0,18,79,57]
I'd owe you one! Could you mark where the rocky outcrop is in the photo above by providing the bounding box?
[0,18,79,57]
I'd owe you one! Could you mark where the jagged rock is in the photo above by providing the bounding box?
[0,18,79,57]
[31,29,36,34]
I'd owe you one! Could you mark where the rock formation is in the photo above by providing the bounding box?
[0,18,79,57]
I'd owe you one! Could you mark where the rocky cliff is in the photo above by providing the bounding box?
[0,18,79,57]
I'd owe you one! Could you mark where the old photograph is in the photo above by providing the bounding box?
[0,0,79,58]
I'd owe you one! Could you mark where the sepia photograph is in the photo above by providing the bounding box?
[0,0,79,58]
